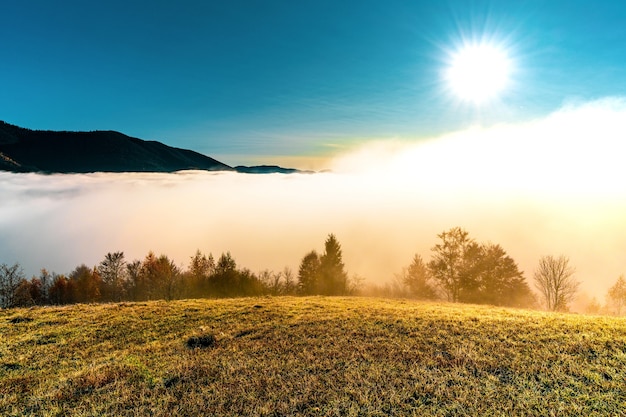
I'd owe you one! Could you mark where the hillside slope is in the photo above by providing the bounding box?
[2,297,625,416]
[0,121,232,173]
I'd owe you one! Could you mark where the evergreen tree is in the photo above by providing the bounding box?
[402,254,438,300]
[471,243,534,307]
[298,250,320,295]
[210,252,238,297]
[319,234,348,295]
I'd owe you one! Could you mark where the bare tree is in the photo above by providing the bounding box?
[126,260,142,301]
[259,269,283,295]
[0,263,25,308]
[282,267,297,295]
[98,251,127,301]
[533,255,579,312]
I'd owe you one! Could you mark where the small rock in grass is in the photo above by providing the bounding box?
[185,334,216,349]
[9,317,33,324]
[163,376,181,388]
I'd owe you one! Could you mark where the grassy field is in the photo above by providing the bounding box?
[1,297,625,416]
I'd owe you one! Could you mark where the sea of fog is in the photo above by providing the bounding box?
[1,99,626,303]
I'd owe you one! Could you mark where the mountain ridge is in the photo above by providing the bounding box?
[0,121,304,174]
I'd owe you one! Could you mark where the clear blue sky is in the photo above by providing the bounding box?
[2,0,626,166]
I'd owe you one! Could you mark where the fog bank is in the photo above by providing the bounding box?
[1,99,625,302]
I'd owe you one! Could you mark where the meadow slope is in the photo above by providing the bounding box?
[1,297,625,416]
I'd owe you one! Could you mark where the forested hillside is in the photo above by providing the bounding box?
[0,121,231,173]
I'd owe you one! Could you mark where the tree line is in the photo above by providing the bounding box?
[1,251,289,307]
[2,227,623,314]
[0,234,352,308]
[388,227,583,311]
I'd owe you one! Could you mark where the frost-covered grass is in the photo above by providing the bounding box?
[1,297,625,416]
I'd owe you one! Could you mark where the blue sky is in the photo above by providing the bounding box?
[2,0,626,166]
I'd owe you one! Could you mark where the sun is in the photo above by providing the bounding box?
[445,42,512,104]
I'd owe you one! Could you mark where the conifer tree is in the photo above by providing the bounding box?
[319,234,348,295]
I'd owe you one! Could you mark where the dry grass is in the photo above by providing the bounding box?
[1,297,625,416]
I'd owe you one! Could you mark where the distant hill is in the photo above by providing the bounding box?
[234,165,313,174]
[0,121,306,174]
[0,121,233,173]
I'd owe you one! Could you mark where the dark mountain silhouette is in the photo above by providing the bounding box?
[0,121,305,174]
[0,121,231,173]
[234,165,313,174]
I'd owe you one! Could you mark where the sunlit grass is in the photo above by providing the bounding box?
[2,297,625,416]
